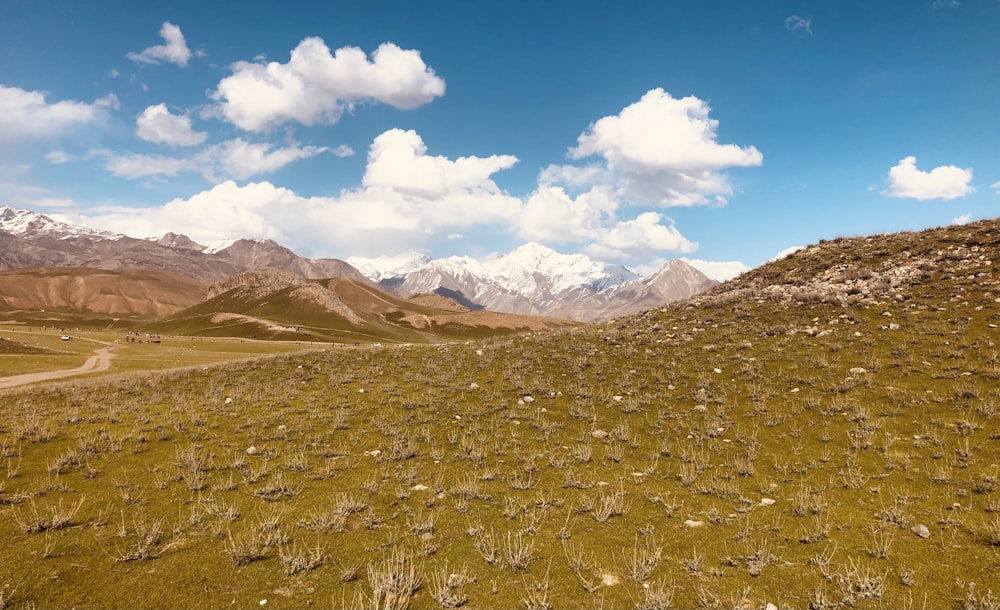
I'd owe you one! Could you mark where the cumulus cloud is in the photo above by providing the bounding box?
[363,129,517,198]
[584,212,697,261]
[212,38,445,131]
[135,104,207,147]
[770,245,805,261]
[79,130,523,256]
[518,185,617,243]
[784,15,813,35]
[952,213,972,225]
[882,156,974,200]
[992,181,1000,194]
[0,85,113,141]
[681,258,751,281]
[127,22,197,67]
[553,88,761,207]
[99,139,327,182]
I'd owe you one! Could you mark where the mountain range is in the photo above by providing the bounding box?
[0,205,716,321]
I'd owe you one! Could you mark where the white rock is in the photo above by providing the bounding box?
[225,397,233,405]
[684,520,705,528]
[849,367,867,375]
[601,573,620,586]
[713,368,722,374]
[412,484,429,491]
[277,424,287,431]
[475,349,483,356]
[523,395,534,403]
[693,405,708,413]
[911,524,931,538]
[612,395,623,402]
[760,498,776,506]
[246,445,260,456]
[591,429,609,439]
[470,383,479,390]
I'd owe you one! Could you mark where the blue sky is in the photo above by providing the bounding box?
[1,1,998,279]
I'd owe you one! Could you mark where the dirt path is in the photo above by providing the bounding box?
[0,342,117,390]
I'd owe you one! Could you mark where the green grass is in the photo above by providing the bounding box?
[2,273,999,609]
[2,220,999,609]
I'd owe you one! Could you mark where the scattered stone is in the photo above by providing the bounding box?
[591,429,609,439]
[523,395,534,403]
[612,395,623,402]
[277,424,287,432]
[364,449,381,458]
[225,397,233,405]
[713,368,722,374]
[765,604,778,610]
[684,520,705,528]
[601,573,620,586]
[412,484,429,491]
[911,524,931,538]
[849,367,867,375]
[469,383,479,390]
[246,445,260,456]
[475,349,483,356]
[421,532,434,541]
[790,387,800,393]
[693,405,708,413]
[760,498,776,506]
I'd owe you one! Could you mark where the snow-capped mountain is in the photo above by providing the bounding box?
[0,205,122,241]
[0,205,366,283]
[351,242,714,321]
[0,205,717,320]
[347,252,432,282]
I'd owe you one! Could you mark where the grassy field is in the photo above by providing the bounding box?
[2,220,999,609]
[1,275,999,609]
[0,327,327,379]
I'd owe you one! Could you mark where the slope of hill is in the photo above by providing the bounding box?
[0,267,208,316]
[3,218,999,609]
[153,267,577,343]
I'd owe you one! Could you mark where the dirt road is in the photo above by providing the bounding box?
[0,342,117,390]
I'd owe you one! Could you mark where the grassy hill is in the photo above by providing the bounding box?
[1,220,999,609]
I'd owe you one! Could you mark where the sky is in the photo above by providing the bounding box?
[1,1,998,280]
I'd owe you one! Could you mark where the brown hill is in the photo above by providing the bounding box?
[159,267,578,343]
[0,268,208,316]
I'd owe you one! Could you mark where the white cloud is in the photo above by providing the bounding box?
[79,130,523,256]
[784,15,813,35]
[363,129,516,198]
[991,181,1000,194]
[136,104,207,147]
[584,212,697,262]
[518,185,617,243]
[212,38,445,131]
[332,144,355,158]
[952,213,972,225]
[682,258,751,281]
[882,156,974,200]
[560,88,762,207]
[770,245,805,261]
[98,139,327,182]
[0,85,110,141]
[45,150,71,164]
[127,22,196,67]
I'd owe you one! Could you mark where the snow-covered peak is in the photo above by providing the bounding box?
[0,205,121,240]
[347,252,432,281]
[202,239,241,254]
[481,242,639,295]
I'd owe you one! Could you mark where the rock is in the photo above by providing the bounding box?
[612,395,623,402]
[246,445,260,455]
[225,397,233,405]
[591,429,609,439]
[469,383,479,390]
[364,449,381,458]
[765,604,778,610]
[693,405,708,413]
[412,484,429,491]
[684,519,705,528]
[277,424,287,431]
[760,498,776,506]
[911,524,931,538]
[849,367,867,375]
[601,573,620,586]
[523,396,534,403]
